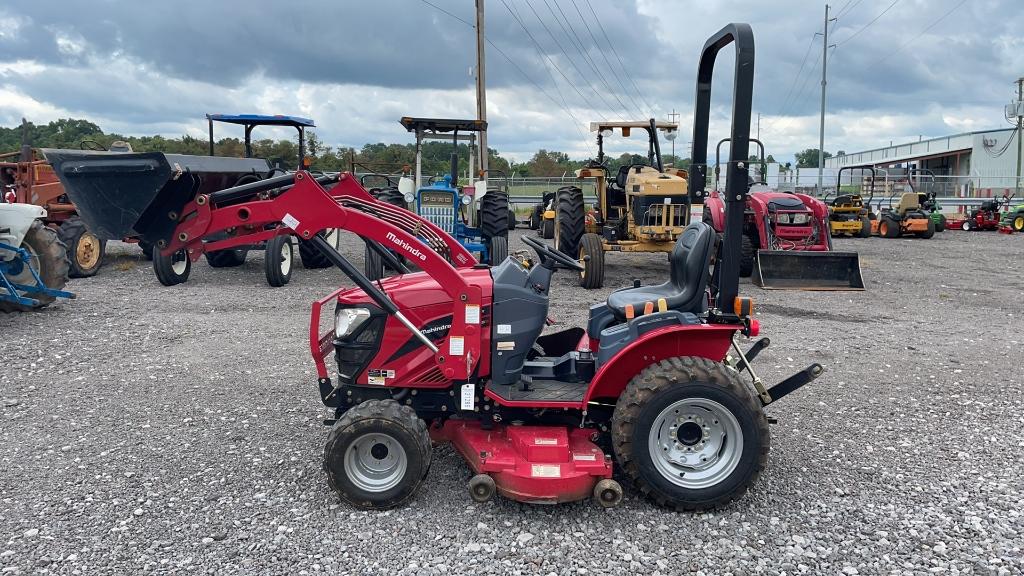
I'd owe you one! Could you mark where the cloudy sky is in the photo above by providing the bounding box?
[0,0,1021,164]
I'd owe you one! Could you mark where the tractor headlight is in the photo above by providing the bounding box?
[791,213,810,224]
[335,307,371,338]
[403,192,415,203]
[461,194,473,205]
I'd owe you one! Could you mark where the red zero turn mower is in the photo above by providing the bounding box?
[48,24,821,510]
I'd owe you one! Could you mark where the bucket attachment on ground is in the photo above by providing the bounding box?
[42,150,270,243]
[751,250,864,290]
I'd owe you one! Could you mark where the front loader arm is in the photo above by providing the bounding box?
[164,171,484,381]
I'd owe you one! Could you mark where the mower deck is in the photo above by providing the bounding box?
[434,420,612,505]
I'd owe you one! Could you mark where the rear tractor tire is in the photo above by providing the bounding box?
[935,214,946,232]
[205,248,247,268]
[479,191,510,241]
[58,217,105,278]
[611,356,769,511]
[0,221,70,312]
[529,204,543,230]
[323,399,432,510]
[578,232,605,289]
[300,228,341,269]
[264,235,293,287]
[555,186,584,256]
[1013,213,1024,232]
[153,248,191,286]
[739,233,756,278]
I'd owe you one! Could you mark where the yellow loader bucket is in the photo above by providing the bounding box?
[751,250,865,290]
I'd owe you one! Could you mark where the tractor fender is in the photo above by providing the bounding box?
[703,193,726,231]
[583,323,738,404]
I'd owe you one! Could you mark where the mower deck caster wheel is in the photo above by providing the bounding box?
[469,474,496,503]
[593,478,623,508]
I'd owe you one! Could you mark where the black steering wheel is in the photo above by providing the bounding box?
[521,235,584,271]
[79,139,107,151]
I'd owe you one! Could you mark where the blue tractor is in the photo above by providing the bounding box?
[363,117,510,280]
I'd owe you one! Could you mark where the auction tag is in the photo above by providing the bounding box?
[460,383,475,410]
[448,336,464,356]
[465,304,480,324]
[282,213,300,230]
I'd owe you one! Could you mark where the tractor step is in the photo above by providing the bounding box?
[485,378,587,404]
[432,420,613,505]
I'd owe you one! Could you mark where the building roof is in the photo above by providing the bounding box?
[826,128,1014,168]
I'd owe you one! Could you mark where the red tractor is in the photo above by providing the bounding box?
[48,24,821,510]
[702,139,863,290]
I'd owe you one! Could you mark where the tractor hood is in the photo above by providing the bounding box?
[751,191,809,211]
[337,268,493,311]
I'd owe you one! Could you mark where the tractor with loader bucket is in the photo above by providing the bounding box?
[556,119,688,290]
[42,114,344,288]
[361,117,510,281]
[48,23,822,511]
[703,138,864,290]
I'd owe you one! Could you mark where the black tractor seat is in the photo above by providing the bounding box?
[606,221,715,320]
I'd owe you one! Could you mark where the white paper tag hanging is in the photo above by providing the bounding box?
[460,383,475,410]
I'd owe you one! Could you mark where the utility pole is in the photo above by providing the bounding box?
[475,0,488,185]
[667,109,680,160]
[817,4,836,196]
[1016,77,1023,199]
[757,112,761,141]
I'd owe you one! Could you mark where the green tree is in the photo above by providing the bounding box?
[795,148,832,168]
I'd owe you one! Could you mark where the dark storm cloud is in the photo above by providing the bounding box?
[0,0,667,95]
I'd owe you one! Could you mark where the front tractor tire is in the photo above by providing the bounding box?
[488,235,508,266]
[58,217,105,278]
[858,215,872,238]
[739,233,756,277]
[264,235,293,287]
[611,357,769,511]
[153,248,191,286]
[555,186,584,256]
[0,221,70,312]
[323,399,432,510]
[578,232,604,289]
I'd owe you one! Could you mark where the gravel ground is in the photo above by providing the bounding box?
[2,228,1023,575]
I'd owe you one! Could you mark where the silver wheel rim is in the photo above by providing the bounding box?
[170,251,187,275]
[344,432,408,493]
[279,241,292,275]
[648,397,743,489]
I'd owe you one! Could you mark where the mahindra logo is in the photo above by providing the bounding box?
[385,231,427,262]
[422,323,451,335]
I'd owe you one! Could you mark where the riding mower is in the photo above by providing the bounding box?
[47,24,820,510]
[703,139,863,290]
[1001,200,1024,233]
[871,187,936,239]
[822,166,873,238]
[962,193,1014,231]
[907,168,946,232]
[0,202,74,312]
[557,118,688,289]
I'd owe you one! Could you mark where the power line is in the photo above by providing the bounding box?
[834,0,902,47]
[582,0,655,117]
[872,0,969,65]
[544,0,639,118]
[834,0,865,20]
[416,0,589,144]
[498,0,609,121]
[520,0,619,118]
[770,34,817,121]
[567,0,647,119]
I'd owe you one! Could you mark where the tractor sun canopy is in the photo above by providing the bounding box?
[206,113,315,167]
